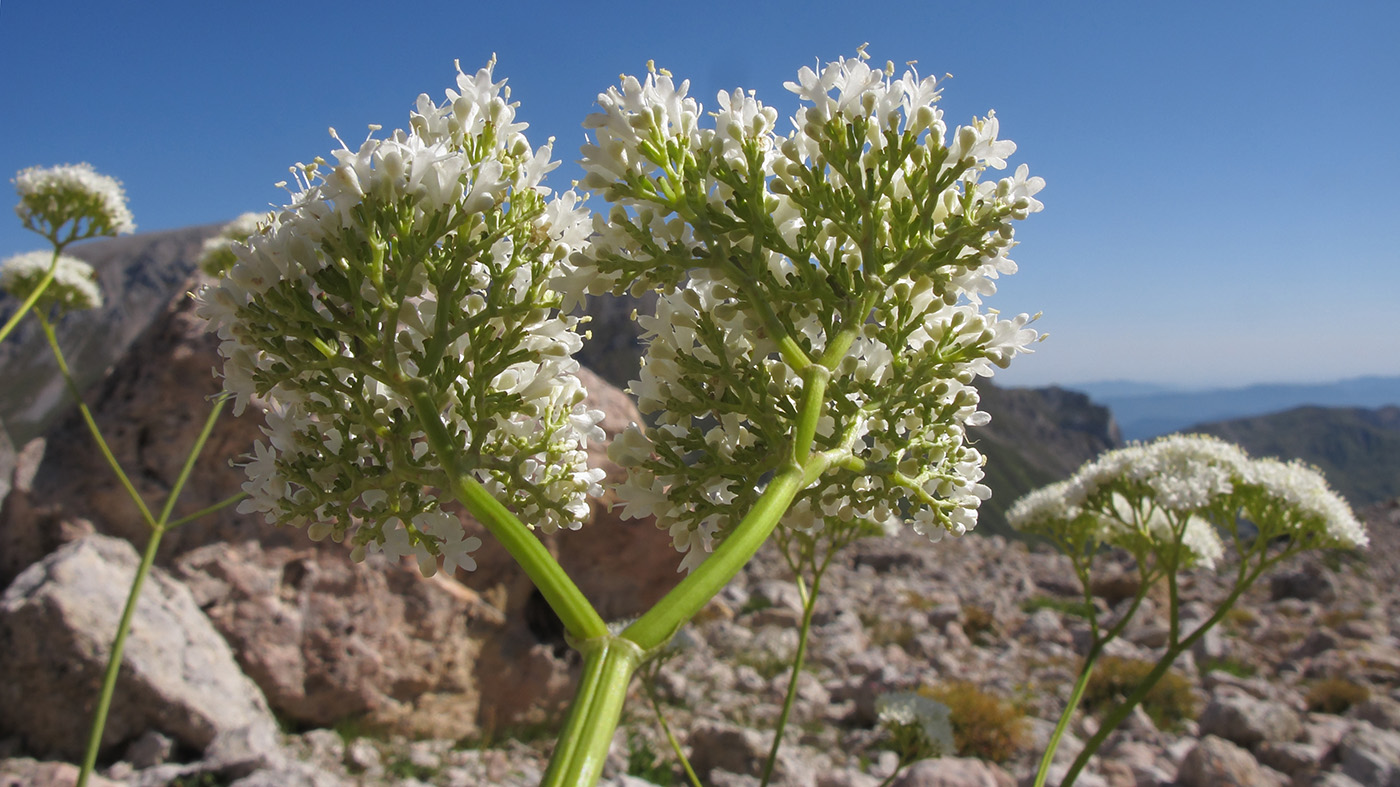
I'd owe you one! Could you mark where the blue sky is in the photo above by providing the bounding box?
[2,1,1396,389]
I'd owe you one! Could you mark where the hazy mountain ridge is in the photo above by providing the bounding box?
[1189,405,1400,509]
[1078,376,1400,441]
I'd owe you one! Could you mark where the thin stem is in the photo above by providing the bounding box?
[758,569,824,787]
[155,395,230,526]
[1035,555,1154,787]
[37,312,157,528]
[1033,642,1101,787]
[1057,565,1267,786]
[166,491,246,529]
[77,396,234,787]
[643,671,703,787]
[76,518,164,787]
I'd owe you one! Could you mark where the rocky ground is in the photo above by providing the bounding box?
[6,498,1397,787]
[2,228,1397,786]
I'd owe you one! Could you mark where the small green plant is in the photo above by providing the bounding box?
[861,611,918,650]
[1198,657,1256,679]
[1082,657,1196,731]
[961,605,998,645]
[1021,595,1094,620]
[386,752,439,781]
[920,681,1028,763]
[1223,607,1260,632]
[625,731,675,786]
[1306,677,1371,714]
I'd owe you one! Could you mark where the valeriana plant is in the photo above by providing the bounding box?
[1,163,134,344]
[1008,434,1368,787]
[199,49,1042,787]
[2,165,240,787]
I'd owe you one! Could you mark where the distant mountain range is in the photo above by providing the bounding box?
[1073,376,1400,441]
[1190,406,1400,510]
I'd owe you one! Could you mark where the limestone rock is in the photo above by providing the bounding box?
[1176,735,1284,787]
[175,538,496,738]
[1198,691,1302,749]
[0,758,124,787]
[0,535,278,761]
[889,758,1015,787]
[1336,721,1400,787]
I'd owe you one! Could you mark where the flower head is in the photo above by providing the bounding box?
[575,51,1043,569]
[13,163,135,242]
[197,60,602,576]
[198,211,267,277]
[0,250,102,312]
[1008,434,1366,571]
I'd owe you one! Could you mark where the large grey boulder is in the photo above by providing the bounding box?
[0,534,278,762]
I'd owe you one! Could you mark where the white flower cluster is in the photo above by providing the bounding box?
[198,211,268,277]
[197,60,604,576]
[0,250,102,312]
[579,51,1044,570]
[1007,434,1367,569]
[875,691,954,758]
[13,163,135,241]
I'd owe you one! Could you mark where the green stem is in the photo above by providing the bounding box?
[643,671,703,787]
[1033,641,1101,787]
[77,395,231,787]
[539,635,646,787]
[37,312,158,528]
[1035,556,1155,787]
[0,249,59,346]
[622,455,826,652]
[76,512,165,786]
[1057,572,1261,786]
[406,379,607,642]
[166,491,246,529]
[758,570,823,787]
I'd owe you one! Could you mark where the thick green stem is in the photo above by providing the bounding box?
[539,636,645,787]
[407,379,607,642]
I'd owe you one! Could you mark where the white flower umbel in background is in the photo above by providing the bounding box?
[3,163,134,345]
[197,58,604,580]
[198,211,268,278]
[0,250,102,313]
[576,48,1044,572]
[13,162,135,246]
[1008,434,1368,787]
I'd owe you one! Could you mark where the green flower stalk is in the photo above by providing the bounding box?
[1009,434,1368,787]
